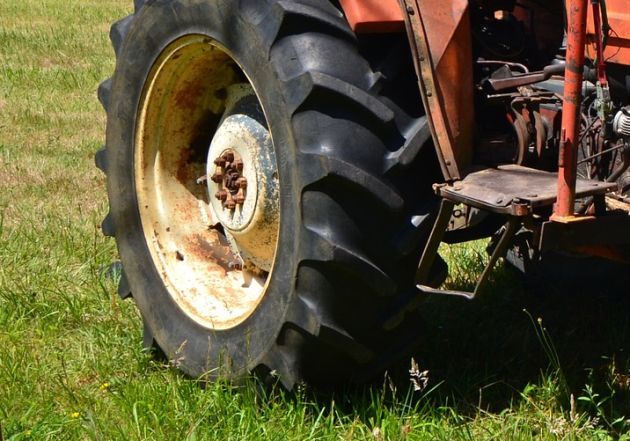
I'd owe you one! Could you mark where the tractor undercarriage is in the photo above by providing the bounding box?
[343,0,630,296]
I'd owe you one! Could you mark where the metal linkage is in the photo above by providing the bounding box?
[416,198,521,299]
[416,199,455,284]
[416,194,522,299]
[553,0,589,220]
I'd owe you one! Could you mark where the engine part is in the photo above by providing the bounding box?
[486,63,565,92]
[614,106,630,139]
[510,101,549,165]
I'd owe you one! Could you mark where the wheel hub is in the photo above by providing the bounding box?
[206,86,279,272]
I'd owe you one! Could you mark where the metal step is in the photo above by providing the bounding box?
[436,164,617,216]
[415,164,618,299]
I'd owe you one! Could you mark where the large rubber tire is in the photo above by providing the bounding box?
[97,0,440,388]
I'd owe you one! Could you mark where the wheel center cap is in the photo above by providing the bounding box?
[206,89,279,271]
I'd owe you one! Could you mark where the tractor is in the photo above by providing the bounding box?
[97,0,630,388]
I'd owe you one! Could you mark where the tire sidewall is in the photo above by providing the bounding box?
[106,0,300,378]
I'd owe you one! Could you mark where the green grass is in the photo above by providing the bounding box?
[1,0,629,439]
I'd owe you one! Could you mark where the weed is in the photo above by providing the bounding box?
[523,309,570,402]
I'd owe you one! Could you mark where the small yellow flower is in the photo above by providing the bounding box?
[99,382,110,391]
[71,412,80,419]
[25,430,32,437]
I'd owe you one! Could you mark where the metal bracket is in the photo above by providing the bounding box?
[416,202,520,299]
[416,199,455,283]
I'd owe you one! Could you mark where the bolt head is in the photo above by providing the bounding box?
[236,177,247,189]
[228,261,243,271]
[211,172,223,183]
[213,156,226,167]
[215,190,227,201]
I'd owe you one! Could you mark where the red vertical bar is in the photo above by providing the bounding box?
[591,1,608,87]
[554,0,589,219]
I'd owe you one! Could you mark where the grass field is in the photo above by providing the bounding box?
[1,0,630,439]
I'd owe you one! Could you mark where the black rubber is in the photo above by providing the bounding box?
[98,0,440,388]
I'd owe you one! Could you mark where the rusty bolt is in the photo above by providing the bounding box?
[234,159,244,172]
[236,177,247,189]
[225,152,235,163]
[511,201,530,217]
[228,172,242,189]
[234,188,245,205]
[225,175,234,189]
[213,156,226,167]
[228,261,243,271]
[225,193,236,210]
[211,171,224,183]
[214,189,227,201]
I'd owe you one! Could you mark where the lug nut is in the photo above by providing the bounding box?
[213,156,226,167]
[214,189,227,201]
[228,261,243,271]
[234,159,243,172]
[211,171,224,183]
[236,177,247,189]
[225,152,235,163]
[234,188,245,205]
[224,193,236,210]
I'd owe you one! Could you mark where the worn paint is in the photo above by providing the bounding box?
[399,0,474,180]
[553,0,589,219]
[134,35,279,330]
[586,0,630,66]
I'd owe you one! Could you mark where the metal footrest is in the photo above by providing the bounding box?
[415,165,618,299]
[436,164,617,216]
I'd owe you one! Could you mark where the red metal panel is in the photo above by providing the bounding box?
[586,0,630,66]
[421,0,474,175]
[337,0,405,33]
[400,0,474,179]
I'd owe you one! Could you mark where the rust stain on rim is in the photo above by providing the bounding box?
[134,35,279,330]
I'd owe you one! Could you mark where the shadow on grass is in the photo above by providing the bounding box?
[391,250,630,415]
[297,248,630,431]
[140,246,630,433]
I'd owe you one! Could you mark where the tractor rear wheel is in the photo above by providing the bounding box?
[97,0,440,388]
